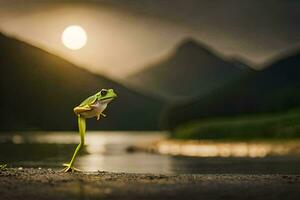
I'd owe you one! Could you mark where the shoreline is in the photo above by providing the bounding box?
[128,139,300,158]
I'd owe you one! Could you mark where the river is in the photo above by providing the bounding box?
[1,131,300,174]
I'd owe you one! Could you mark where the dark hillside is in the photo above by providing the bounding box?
[166,50,300,128]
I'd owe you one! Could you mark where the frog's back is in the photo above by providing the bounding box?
[79,95,97,107]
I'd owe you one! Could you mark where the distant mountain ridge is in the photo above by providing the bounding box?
[0,32,164,131]
[165,49,300,128]
[127,38,251,101]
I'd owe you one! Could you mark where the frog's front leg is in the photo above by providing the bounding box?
[96,113,106,120]
[62,116,86,172]
[74,105,91,114]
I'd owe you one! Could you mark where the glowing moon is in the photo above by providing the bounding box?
[61,25,87,50]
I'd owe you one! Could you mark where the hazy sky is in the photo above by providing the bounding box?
[0,0,299,79]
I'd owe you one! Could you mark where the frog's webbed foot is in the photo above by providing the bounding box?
[61,163,81,173]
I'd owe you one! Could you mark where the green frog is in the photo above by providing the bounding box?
[62,89,117,172]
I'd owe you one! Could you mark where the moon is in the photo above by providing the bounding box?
[61,25,87,50]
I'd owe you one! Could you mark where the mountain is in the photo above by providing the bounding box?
[127,38,250,101]
[165,49,300,128]
[0,32,164,131]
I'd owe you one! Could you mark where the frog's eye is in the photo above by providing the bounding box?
[100,90,107,96]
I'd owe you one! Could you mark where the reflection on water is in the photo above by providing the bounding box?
[1,132,300,174]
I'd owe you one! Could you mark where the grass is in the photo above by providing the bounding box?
[173,107,300,140]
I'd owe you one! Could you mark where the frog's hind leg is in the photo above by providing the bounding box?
[62,116,86,172]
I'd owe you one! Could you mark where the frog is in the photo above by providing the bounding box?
[62,89,117,172]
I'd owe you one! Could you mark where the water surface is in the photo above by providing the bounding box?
[1,131,300,174]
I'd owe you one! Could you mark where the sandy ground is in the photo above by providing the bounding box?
[1,168,300,200]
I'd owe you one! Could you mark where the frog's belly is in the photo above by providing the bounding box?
[80,101,107,119]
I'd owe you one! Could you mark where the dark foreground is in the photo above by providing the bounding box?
[1,168,300,200]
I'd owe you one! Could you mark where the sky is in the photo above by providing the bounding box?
[0,0,299,79]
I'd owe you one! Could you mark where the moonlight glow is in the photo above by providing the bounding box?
[62,25,87,50]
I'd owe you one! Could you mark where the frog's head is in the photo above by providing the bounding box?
[96,89,117,102]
